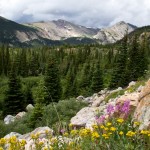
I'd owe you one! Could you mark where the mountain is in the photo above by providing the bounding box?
[94,21,136,44]
[0,16,137,47]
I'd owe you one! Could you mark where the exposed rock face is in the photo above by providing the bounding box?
[4,115,15,124]
[134,80,150,130]
[70,107,99,127]
[0,16,137,46]
[117,92,140,108]
[94,21,136,44]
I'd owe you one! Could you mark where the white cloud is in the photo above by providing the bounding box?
[0,0,149,27]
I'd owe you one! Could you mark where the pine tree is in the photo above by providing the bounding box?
[3,67,25,116]
[91,62,103,93]
[126,35,140,81]
[109,35,128,88]
[44,57,62,103]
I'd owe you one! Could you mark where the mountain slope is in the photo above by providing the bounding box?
[94,21,137,44]
[0,16,137,47]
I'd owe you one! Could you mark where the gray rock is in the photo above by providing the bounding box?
[84,97,92,103]
[127,81,136,88]
[15,111,26,120]
[4,115,15,124]
[136,85,144,93]
[70,107,99,127]
[19,126,53,141]
[26,104,34,112]
[76,95,85,101]
[98,88,108,95]
[4,132,22,139]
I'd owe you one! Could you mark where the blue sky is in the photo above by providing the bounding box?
[0,0,149,27]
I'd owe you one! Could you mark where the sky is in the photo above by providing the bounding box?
[0,0,149,28]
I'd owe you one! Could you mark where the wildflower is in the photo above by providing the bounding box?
[0,147,4,150]
[110,127,116,131]
[92,124,98,130]
[60,129,65,134]
[43,147,49,150]
[106,122,112,126]
[148,134,150,137]
[63,132,69,137]
[70,130,78,136]
[140,130,149,135]
[121,100,130,116]
[100,125,105,129]
[126,131,136,137]
[102,134,109,139]
[104,127,109,131]
[0,138,6,145]
[69,123,73,127]
[117,118,124,124]
[19,139,26,147]
[96,115,105,124]
[92,131,100,139]
[134,122,140,126]
[39,141,44,146]
[107,104,114,115]
[119,131,124,135]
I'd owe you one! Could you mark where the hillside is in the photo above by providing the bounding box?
[0,16,137,47]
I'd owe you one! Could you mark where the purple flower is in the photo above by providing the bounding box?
[96,115,105,124]
[115,103,122,112]
[121,100,130,116]
[107,104,115,115]
[60,129,65,134]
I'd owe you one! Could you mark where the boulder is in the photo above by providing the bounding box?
[136,85,144,93]
[19,126,53,141]
[117,92,140,108]
[91,95,105,107]
[127,81,136,88]
[98,88,108,96]
[4,132,22,139]
[70,107,99,127]
[134,79,150,130]
[4,115,15,124]
[15,111,26,120]
[110,87,123,94]
[26,104,34,112]
[84,97,93,103]
[76,95,85,101]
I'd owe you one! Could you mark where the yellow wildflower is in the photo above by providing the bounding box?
[19,139,26,147]
[92,131,100,139]
[0,138,6,145]
[104,127,109,131]
[117,118,124,124]
[110,127,116,131]
[70,130,78,136]
[106,122,112,126]
[119,131,124,135]
[134,122,140,126]
[0,147,4,150]
[102,134,109,139]
[92,124,98,130]
[126,131,136,137]
[140,130,149,135]
[43,147,49,150]
[63,132,69,137]
[100,125,105,129]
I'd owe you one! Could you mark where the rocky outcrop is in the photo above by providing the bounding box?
[4,115,15,124]
[26,104,34,112]
[134,80,150,130]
